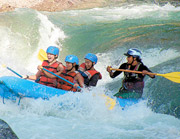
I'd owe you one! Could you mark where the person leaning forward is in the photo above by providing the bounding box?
[78,53,102,87]
[107,48,155,99]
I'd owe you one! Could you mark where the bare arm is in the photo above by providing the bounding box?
[74,73,84,88]
[26,70,41,80]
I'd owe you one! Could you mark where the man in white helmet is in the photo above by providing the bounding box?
[107,48,155,99]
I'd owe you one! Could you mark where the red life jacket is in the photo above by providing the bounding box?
[79,63,102,80]
[57,71,78,92]
[39,60,60,87]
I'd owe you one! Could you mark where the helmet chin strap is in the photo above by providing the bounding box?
[49,59,56,65]
[129,57,136,65]
[86,62,94,70]
[66,63,75,72]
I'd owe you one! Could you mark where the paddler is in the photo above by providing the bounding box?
[23,46,65,87]
[42,55,84,92]
[107,48,155,99]
[78,53,102,87]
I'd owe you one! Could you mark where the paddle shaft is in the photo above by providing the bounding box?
[42,67,81,90]
[111,68,180,83]
[6,66,23,78]
[38,49,116,110]
[110,68,157,76]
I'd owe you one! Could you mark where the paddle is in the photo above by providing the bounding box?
[2,64,23,78]
[41,67,81,90]
[38,49,116,110]
[38,49,48,61]
[110,68,180,83]
[37,49,81,90]
[42,66,116,109]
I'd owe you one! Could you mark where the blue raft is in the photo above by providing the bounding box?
[117,98,139,108]
[0,76,139,108]
[0,76,68,101]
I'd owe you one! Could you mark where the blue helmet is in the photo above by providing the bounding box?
[46,46,59,56]
[124,48,142,59]
[84,53,98,64]
[65,55,79,65]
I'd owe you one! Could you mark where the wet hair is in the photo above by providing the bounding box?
[136,57,142,63]
[55,55,58,59]
[75,65,79,70]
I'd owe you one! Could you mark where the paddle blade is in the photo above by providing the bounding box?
[38,49,48,62]
[101,94,116,110]
[2,64,6,68]
[157,72,180,83]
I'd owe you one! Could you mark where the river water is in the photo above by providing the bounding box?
[0,3,180,139]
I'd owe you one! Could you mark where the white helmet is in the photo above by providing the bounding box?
[124,48,142,59]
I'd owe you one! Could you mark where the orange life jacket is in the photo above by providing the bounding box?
[39,60,60,87]
[79,63,102,80]
[57,71,78,92]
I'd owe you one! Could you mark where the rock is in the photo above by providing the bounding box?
[0,0,107,13]
[0,4,15,13]
[0,119,18,139]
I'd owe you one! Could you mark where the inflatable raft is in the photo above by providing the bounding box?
[0,76,68,100]
[0,76,139,108]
